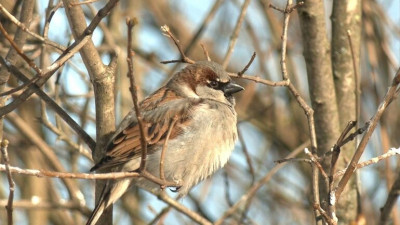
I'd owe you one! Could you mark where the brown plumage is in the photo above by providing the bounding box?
[87,61,243,225]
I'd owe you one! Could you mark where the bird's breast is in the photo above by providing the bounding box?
[136,101,238,196]
[171,102,238,194]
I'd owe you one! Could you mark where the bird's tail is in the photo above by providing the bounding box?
[86,178,132,225]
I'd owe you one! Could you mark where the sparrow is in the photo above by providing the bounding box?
[86,61,244,225]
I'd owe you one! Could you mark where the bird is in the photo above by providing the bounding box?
[86,61,244,225]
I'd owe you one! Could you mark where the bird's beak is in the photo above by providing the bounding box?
[223,82,244,96]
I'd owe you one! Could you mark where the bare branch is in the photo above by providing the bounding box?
[0,22,42,74]
[69,0,101,7]
[0,199,91,215]
[0,33,91,117]
[0,3,65,52]
[200,43,211,62]
[160,116,178,183]
[305,148,329,184]
[334,148,400,179]
[126,18,149,171]
[0,164,180,188]
[0,75,39,97]
[228,72,290,87]
[346,30,361,127]
[237,129,255,184]
[329,121,357,186]
[160,25,195,64]
[237,52,256,76]
[313,204,337,225]
[1,139,14,225]
[0,57,96,151]
[271,1,322,222]
[152,191,212,225]
[221,0,251,69]
[215,141,308,225]
[380,153,400,225]
[335,68,400,200]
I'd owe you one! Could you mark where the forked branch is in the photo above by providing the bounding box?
[160,25,195,64]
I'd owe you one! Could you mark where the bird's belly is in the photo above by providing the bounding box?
[147,107,237,195]
[129,105,237,196]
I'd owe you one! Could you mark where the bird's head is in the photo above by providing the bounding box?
[169,61,244,105]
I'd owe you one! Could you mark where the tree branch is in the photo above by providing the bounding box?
[335,68,400,200]
[1,139,14,225]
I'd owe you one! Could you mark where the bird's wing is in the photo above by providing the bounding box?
[90,88,201,171]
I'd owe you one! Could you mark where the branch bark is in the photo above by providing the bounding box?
[0,0,34,150]
[297,0,341,222]
[335,68,400,200]
[331,0,362,223]
[62,1,118,224]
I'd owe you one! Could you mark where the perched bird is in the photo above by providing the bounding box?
[87,61,244,225]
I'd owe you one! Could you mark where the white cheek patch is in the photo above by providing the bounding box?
[219,78,229,83]
[181,85,199,98]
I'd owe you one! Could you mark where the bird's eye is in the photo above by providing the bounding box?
[209,80,219,88]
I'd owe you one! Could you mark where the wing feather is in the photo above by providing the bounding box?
[90,88,202,172]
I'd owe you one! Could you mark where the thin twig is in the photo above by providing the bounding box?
[0,163,180,187]
[0,0,119,117]
[200,43,211,61]
[0,76,39,97]
[272,0,291,81]
[270,1,321,222]
[126,18,148,171]
[239,194,251,224]
[215,141,308,225]
[0,34,91,117]
[160,116,178,183]
[0,3,65,52]
[305,148,329,182]
[0,57,96,151]
[237,129,255,184]
[221,0,251,69]
[183,0,224,57]
[334,148,400,179]
[0,199,91,215]
[347,30,361,129]
[228,72,290,86]
[1,140,14,225]
[380,159,400,225]
[337,121,369,149]
[39,115,93,160]
[269,4,285,13]
[160,25,195,64]
[335,68,400,200]
[159,59,189,64]
[270,1,304,13]
[6,111,85,202]
[337,121,357,146]
[69,0,100,7]
[327,120,361,217]
[223,170,234,206]
[148,205,173,225]
[237,52,256,76]
[152,191,212,225]
[0,22,42,74]
[329,121,357,184]
[313,204,337,225]
[275,157,311,164]
[161,0,224,76]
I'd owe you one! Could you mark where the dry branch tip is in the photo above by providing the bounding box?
[126,17,138,27]
[160,24,195,64]
[238,52,256,76]
[200,43,211,61]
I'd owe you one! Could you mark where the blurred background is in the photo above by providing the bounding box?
[0,0,399,224]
